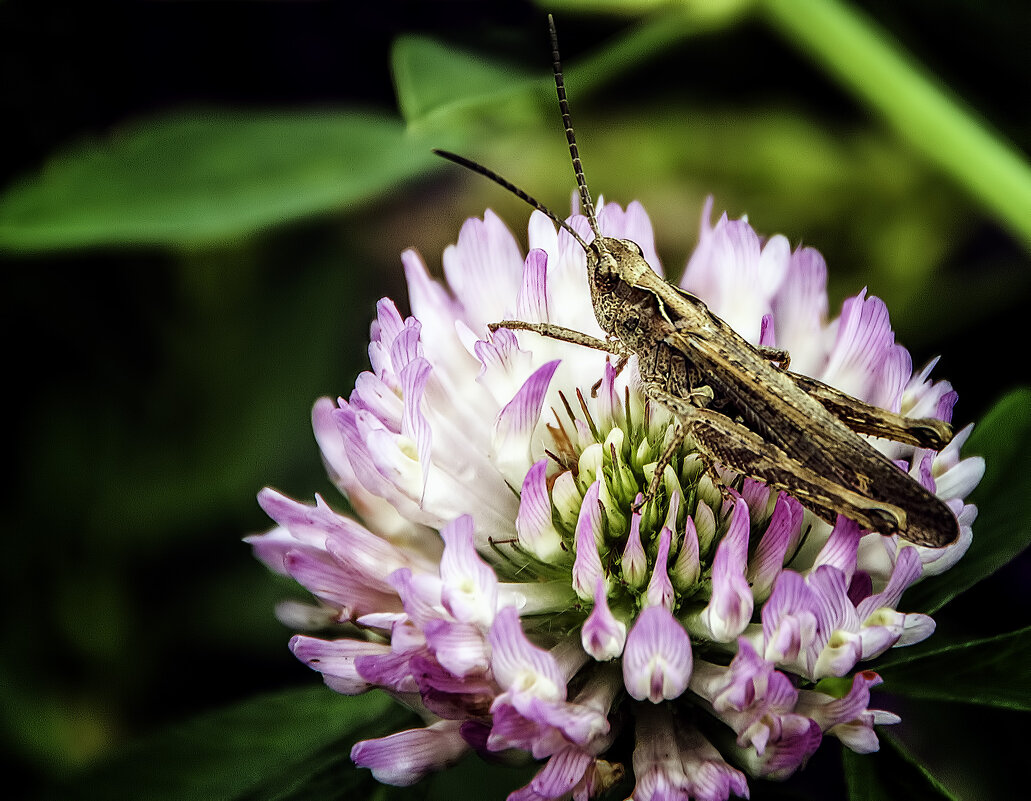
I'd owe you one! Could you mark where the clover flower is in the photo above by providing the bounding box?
[248,198,984,800]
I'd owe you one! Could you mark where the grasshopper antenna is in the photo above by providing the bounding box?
[433,148,591,252]
[548,14,603,246]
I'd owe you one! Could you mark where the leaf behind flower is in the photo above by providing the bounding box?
[47,687,410,801]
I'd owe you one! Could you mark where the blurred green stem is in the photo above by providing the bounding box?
[758,0,1031,252]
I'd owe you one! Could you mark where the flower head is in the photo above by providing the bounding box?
[249,197,984,798]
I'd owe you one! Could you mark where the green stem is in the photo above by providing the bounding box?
[758,0,1031,252]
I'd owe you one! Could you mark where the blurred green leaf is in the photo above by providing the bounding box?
[422,753,538,801]
[759,0,1031,252]
[874,626,1031,710]
[391,35,539,131]
[0,110,440,251]
[55,688,409,801]
[391,9,743,136]
[843,734,958,801]
[905,388,1031,614]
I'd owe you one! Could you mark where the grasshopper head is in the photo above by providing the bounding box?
[586,236,654,335]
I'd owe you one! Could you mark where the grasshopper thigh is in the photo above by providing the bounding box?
[643,383,908,538]
[787,371,954,450]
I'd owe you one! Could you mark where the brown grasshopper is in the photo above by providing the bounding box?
[435,16,959,548]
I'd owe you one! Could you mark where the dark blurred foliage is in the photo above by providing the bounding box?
[1,1,1029,799]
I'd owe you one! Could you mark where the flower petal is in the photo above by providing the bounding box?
[623,605,693,703]
[351,720,469,786]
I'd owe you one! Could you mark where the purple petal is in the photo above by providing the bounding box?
[621,503,648,588]
[855,545,922,619]
[351,371,402,431]
[813,515,862,581]
[423,618,491,677]
[442,210,524,332]
[489,606,566,702]
[698,499,753,641]
[936,390,958,423]
[399,357,433,498]
[748,493,800,601]
[371,297,406,347]
[409,653,495,720]
[351,720,469,786]
[280,546,399,619]
[389,318,424,373]
[761,571,817,664]
[353,646,420,693]
[748,717,823,780]
[582,578,627,661]
[595,360,622,429]
[847,571,874,607]
[645,525,675,611]
[675,723,750,801]
[798,671,880,731]
[515,459,565,560]
[821,291,896,402]
[439,515,499,626]
[515,248,550,323]
[401,249,459,332]
[312,397,353,488]
[623,605,693,702]
[493,360,561,481]
[511,745,594,801]
[871,343,912,413]
[290,635,390,694]
[387,567,442,629]
[759,312,777,348]
[572,481,606,601]
[671,514,701,590]
[770,245,829,376]
[496,359,561,436]
[331,404,393,498]
[806,565,856,636]
[740,477,771,518]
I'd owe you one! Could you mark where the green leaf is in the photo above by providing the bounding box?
[0,110,440,251]
[843,734,958,801]
[905,388,1031,613]
[873,626,1031,710]
[391,35,540,131]
[54,687,411,801]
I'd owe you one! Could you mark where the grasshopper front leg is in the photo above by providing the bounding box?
[489,320,629,357]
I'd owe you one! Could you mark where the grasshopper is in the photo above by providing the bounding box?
[435,16,959,548]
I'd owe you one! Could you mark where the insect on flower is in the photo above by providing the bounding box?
[250,13,984,801]
[436,14,960,549]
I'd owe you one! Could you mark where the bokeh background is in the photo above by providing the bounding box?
[3,1,1029,799]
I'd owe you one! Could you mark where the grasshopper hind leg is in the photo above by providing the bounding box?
[639,382,924,541]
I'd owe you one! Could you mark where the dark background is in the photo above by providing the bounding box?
[2,0,1029,797]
